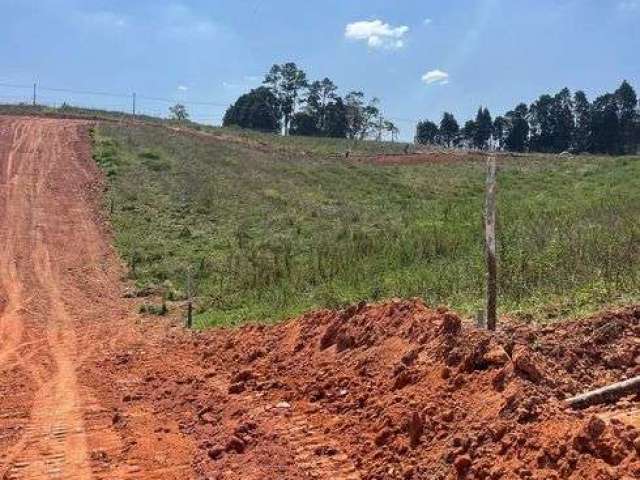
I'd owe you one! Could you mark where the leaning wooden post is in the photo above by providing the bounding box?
[484,156,498,331]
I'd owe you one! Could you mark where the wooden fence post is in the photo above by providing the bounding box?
[485,156,498,331]
[187,300,193,329]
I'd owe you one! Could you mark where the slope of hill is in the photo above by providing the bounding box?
[92,121,640,327]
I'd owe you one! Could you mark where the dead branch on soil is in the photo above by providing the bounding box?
[566,375,640,409]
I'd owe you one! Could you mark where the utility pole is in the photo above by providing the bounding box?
[33,83,37,106]
[132,92,136,116]
[484,156,498,331]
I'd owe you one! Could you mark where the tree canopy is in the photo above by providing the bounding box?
[415,80,639,155]
[439,112,459,147]
[225,62,395,140]
[169,104,189,122]
[263,63,307,136]
[222,87,281,133]
[415,120,439,145]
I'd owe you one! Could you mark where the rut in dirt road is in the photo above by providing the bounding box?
[0,117,194,479]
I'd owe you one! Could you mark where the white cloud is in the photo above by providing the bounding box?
[345,20,409,50]
[177,85,189,91]
[422,69,450,85]
[423,18,433,26]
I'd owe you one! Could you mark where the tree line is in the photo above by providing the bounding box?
[416,80,639,155]
[223,62,399,140]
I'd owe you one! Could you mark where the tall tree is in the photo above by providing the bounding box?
[473,107,493,150]
[493,116,506,150]
[169,103,189,122]
[363,97,382,140]
[345,91,365,139]
[439,112,460,147]
[344,92,381,140]
[551,88,575,152]
[528,94,555,152]
[264,63,308,135]
[462,120,477,147]
[572,90,591,153]
[614,80,638,153]
[591,93,620,154]
[383,120,399,142]
[223,87,281,133]
[306,78,338,132]
[323,97,349,138]
[415,120,439,145]
[505,103,529,152]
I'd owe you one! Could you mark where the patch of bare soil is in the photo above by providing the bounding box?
[94,298,640,480]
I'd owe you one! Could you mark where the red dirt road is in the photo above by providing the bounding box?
[0,117,194,479]
[1,116,640,480]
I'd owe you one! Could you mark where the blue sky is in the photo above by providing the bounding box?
[1,0,638,139]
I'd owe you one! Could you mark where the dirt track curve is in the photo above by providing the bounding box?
[2,116,640,480]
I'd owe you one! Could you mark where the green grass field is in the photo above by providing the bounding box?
[92,122,640,327]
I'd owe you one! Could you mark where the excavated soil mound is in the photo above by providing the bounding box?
[91,299,640,479]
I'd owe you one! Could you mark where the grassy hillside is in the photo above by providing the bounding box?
[93,122,640,327]
[0,104,409,157]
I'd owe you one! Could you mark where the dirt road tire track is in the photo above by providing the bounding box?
[0,116,196,479]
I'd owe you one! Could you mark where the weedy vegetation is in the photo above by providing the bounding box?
[92,123,640,327]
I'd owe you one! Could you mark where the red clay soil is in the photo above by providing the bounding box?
[1,116,640,480]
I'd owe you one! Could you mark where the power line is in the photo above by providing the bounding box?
[0,82,33,89]
[39,86,130,99]
[0,81,231,109]
[0,82,417,123]
[137,94,229,108]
